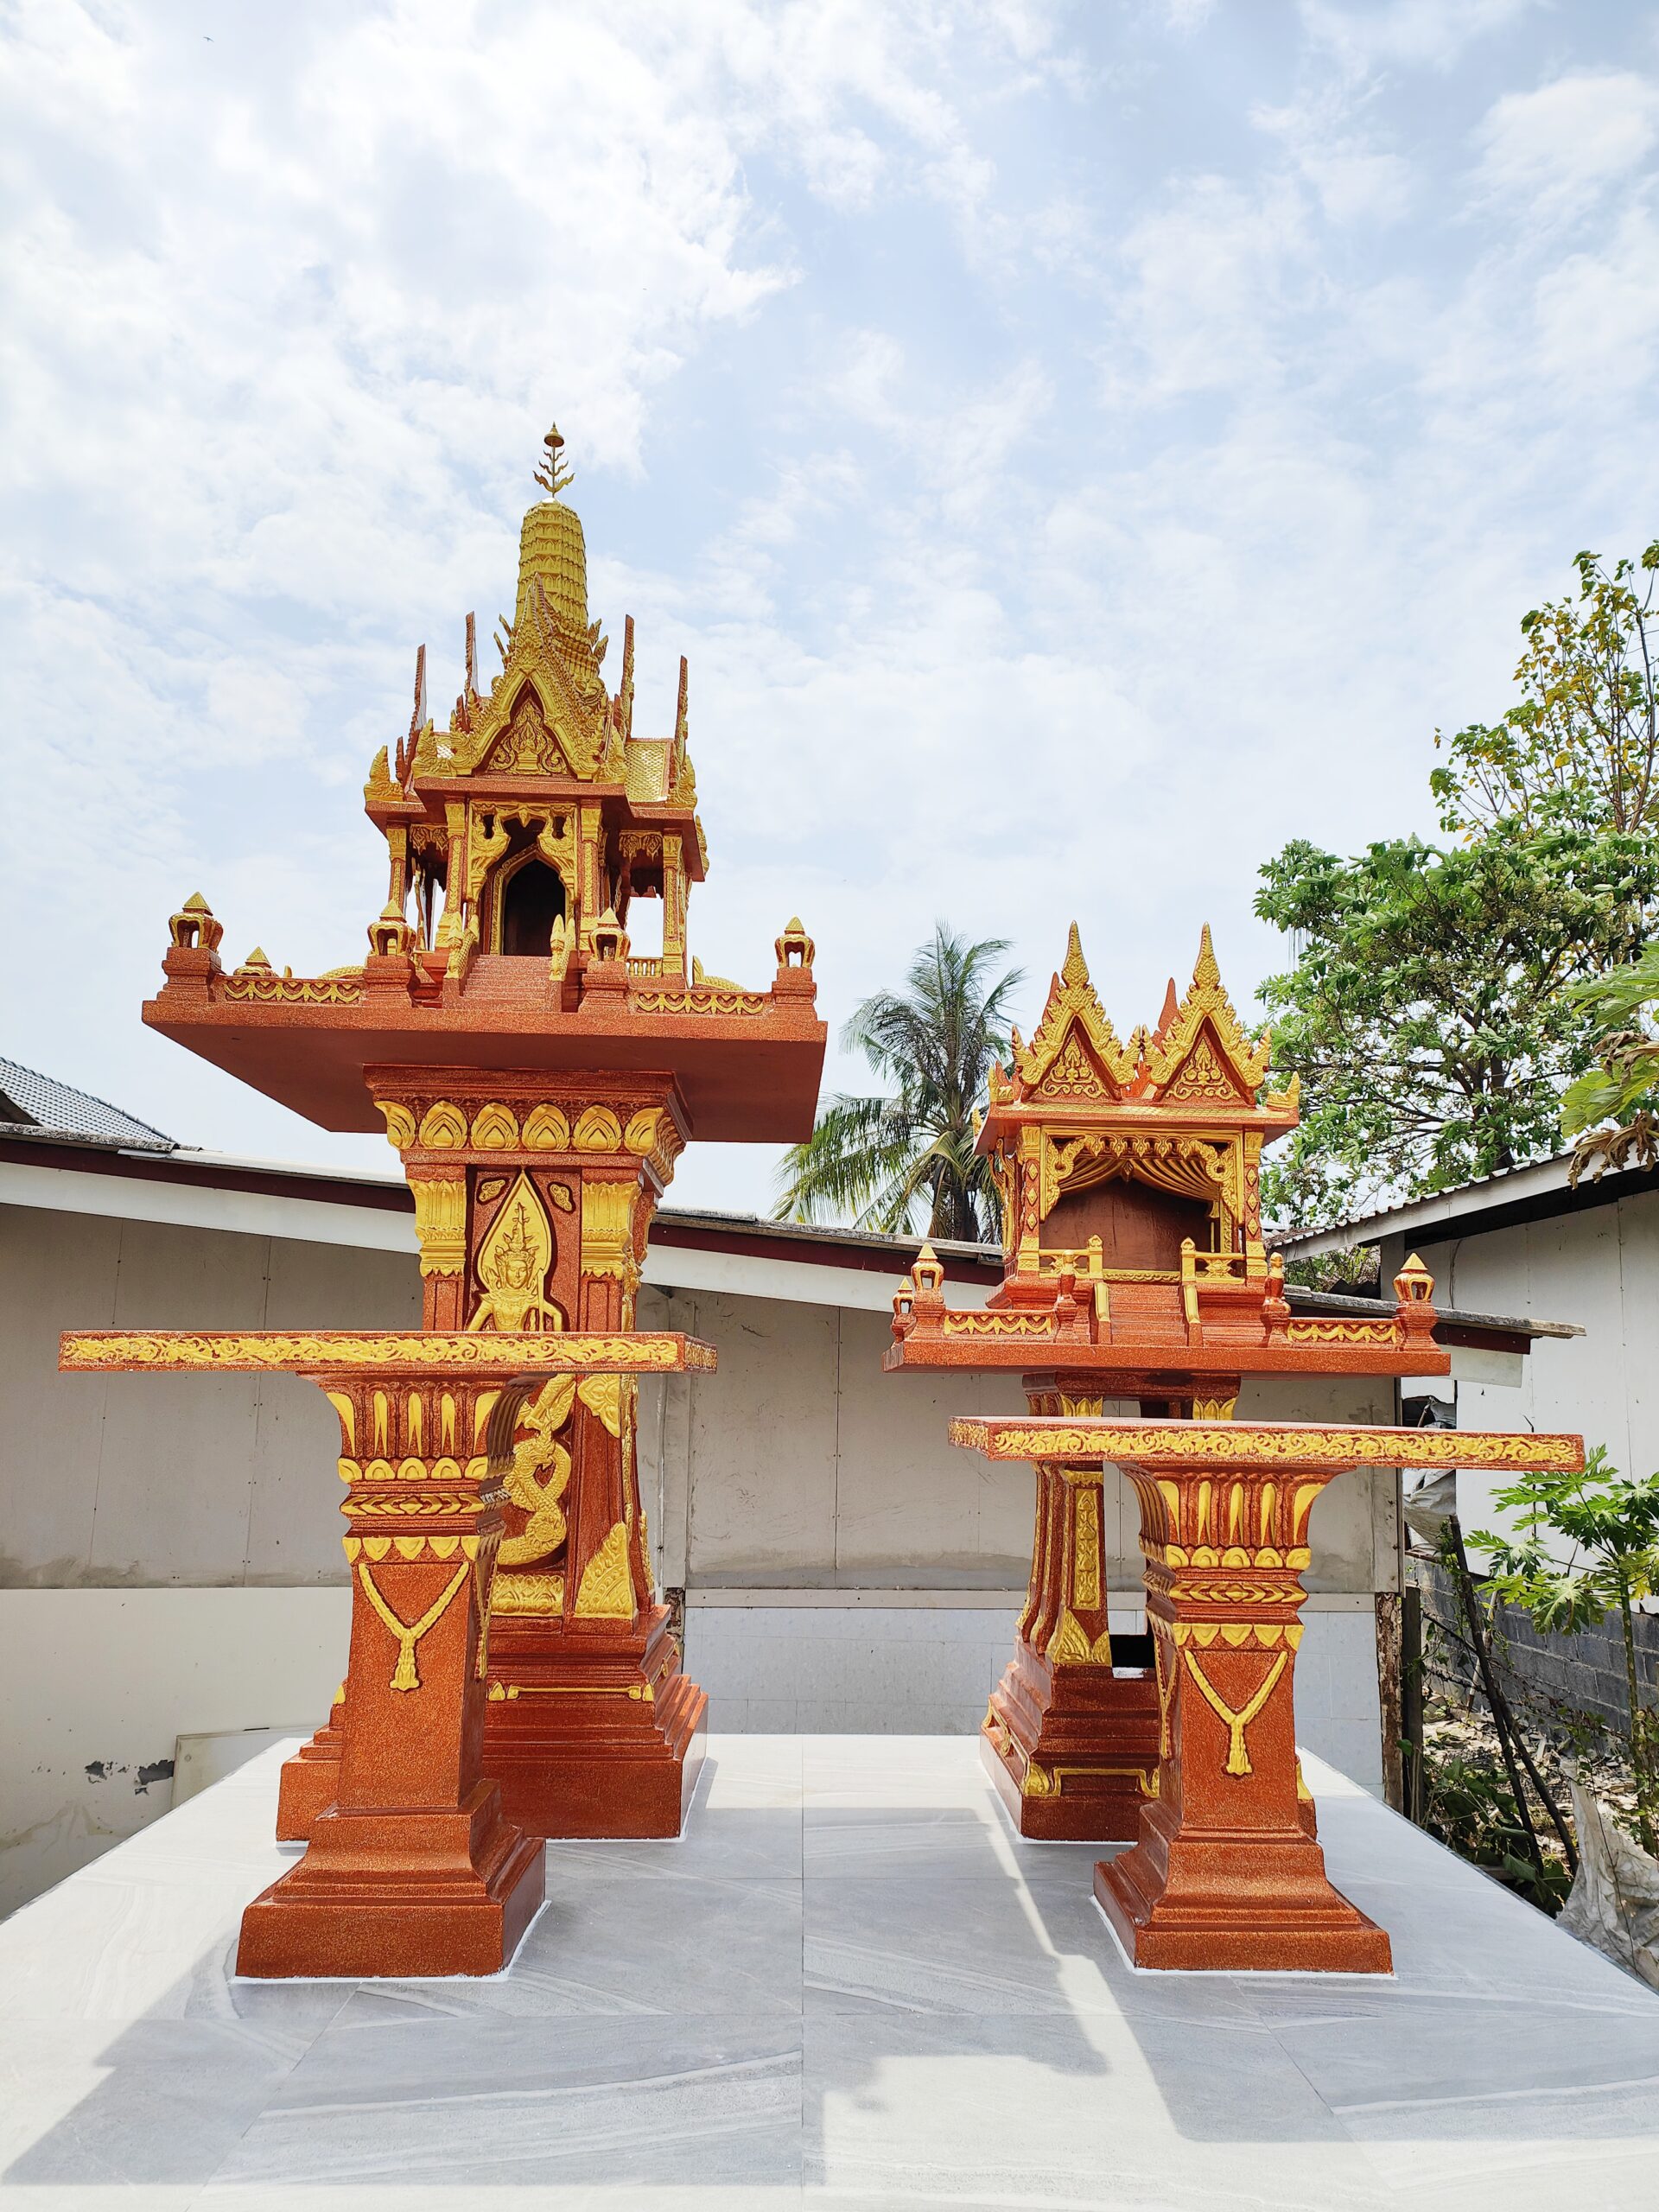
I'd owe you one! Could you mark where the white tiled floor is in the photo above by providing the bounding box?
[2,1735,1656,2207]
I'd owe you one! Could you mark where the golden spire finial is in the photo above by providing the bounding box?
[1061,921,1089,991]
[533,423,574,502]
[1194,923,1220,991]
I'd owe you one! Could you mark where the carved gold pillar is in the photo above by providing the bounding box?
[1096,1448,1389,1972]
[982,1380,1158,1841]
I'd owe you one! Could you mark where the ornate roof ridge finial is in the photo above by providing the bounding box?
[1141,920,1272,1096]
[1194,921,1221,991]
[533,423,575,503]
[1060,920,1089,992]
[1007,919,1135,1096]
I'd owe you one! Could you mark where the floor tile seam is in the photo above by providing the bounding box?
[257,2048,810,2126]
[165,1988,328,2207]
[1329,2063,1659,2117]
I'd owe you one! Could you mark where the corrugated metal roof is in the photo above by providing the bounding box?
[0,1057,175,1150]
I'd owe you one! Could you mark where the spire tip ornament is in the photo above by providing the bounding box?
[533,422,574,502]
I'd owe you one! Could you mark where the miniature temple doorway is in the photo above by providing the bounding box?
[499,856,566,957]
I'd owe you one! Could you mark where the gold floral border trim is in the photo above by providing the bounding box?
[946,1417,1583,1472]
[60,1331,717,1375]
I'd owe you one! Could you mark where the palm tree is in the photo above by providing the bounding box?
[776,925,1024,1242]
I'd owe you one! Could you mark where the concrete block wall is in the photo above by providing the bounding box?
[683,1596,1386,1792]
[1416,1557,1658,1738]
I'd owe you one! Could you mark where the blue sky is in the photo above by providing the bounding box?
[7,0,1659,1214]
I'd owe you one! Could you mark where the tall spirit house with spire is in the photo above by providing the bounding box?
[61,429,825,1974]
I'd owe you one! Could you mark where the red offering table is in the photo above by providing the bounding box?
[60,1331,715,1977]
[951,1416,1584,1971]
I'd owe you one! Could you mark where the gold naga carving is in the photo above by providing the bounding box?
[573,1521,635,1618]
[497,1377,577,1568]
[467,1173,566,1332]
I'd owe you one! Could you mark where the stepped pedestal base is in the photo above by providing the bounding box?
[238,1782,544,1979]
[1095,1802,1389,1973]
[275,1716,345,1842]
[484,1605,706,1838]
[982,1642,1159,1842]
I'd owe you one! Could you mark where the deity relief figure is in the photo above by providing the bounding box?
[467,1172,569,1332]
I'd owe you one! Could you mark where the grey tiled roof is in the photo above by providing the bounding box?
[0,1056,175,1150]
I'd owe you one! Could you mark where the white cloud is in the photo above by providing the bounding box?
[1472,71,1659,225]
[7,0,1659,1222]
[1300,0,1538,78]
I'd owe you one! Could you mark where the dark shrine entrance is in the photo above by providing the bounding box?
[499,859,566,957]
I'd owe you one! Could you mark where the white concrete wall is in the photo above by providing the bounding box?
[682,1595,1383,1790]
[0,1587,348,1916]
[1381,1189,1659,1545]
[2,1182,1403,1911]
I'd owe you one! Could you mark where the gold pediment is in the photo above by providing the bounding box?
[1012,925,1135,1099]
[480,687,571,776]
[1142,926,1272,1098]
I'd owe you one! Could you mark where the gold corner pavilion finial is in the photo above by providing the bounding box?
[533,423,575,502]
[1061,921,1089,991]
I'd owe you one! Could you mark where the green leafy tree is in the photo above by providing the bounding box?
[1562,941,1659,1183]
[776,925,1022,1241]
[1473,1447,1659,1854]
[1255,830,1656,1224]
[1433,543,1659,838]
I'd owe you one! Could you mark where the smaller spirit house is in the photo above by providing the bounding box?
[889,923,1440,1393]
[887,922,1445,1851]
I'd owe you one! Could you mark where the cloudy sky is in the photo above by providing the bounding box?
[7,0,1659,1214]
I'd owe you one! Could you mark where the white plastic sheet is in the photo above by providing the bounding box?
[1560,1770,1659,1993]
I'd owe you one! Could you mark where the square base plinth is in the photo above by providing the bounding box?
[1094,1849,1393,1974]
[236,1796,546,1980]
[491,1714,707,1839]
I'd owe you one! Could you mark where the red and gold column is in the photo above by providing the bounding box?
[951,1416,1585,1971]
[241,1366,543,1979]
[60,1326,716,1974]
[1096,1444,1387,1972]
[982,1382,1157,1840]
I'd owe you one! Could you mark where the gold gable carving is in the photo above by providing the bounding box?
[1162,1028,1247,1103]
[1143,925,1272,1097]
[1012,925,1135,1097]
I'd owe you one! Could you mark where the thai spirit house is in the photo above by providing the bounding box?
[61,429,825,1974]
[887,924,1447,1844]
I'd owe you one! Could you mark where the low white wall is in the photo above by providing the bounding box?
[1382,1190,1658,1543]
[0,1587,348,1916]
[683,1593,1384,1794]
